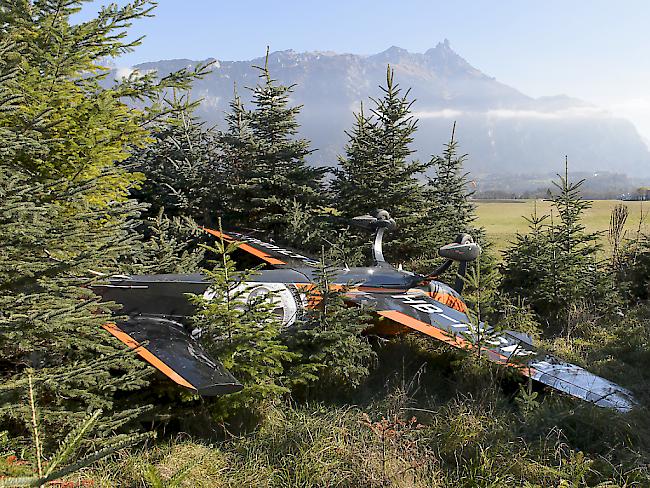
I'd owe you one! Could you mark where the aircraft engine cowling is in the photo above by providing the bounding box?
[203,282,307,327]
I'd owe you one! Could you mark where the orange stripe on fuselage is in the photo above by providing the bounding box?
[428,291,468,313]
[102,323,196,390]
[378,310,469,348]
[203,228,286,266]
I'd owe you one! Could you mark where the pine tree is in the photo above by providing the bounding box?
[411,125,502,302]
[220,51,326,239]
[0,1,209,206]
[0,1,207,436]
[283,250,375,396]
[500,162,606,331]
[547,162,606,332]
[128,93,222,225]
[0,376,150,487]
[187,229,297,421]
[500,204,555,314]
[0,162,152,436]
[331,101,378,218]
[401,124,483,274]
[426,123,477,241]
[217,85,257,227]
[331,66,432,265]
[133,209,205,274]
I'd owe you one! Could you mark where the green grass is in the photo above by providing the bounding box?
[51,324,650,487]
[75,395,650,487]
[475,199,650,253]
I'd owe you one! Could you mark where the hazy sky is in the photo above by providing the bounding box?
[75,0,650,142]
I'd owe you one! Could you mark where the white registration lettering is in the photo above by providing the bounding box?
[387,292,540,359]
[391,294,461,324]
[391,294,430,306]
[412,303,443,314]
[236,235,318,264]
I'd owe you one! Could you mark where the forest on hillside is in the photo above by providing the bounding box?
[1,2,650,487]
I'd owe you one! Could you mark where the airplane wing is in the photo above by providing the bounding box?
[348,289,636,412]
[204,228,320,268]
[103,317,242,396]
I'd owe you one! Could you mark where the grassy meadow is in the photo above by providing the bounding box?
[475,199,649,255]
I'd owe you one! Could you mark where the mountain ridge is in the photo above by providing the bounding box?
[121,43,650,176]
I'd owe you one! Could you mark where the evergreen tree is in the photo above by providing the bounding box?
[404,124,483,274]
[0,162,151,436]
[501,162,606,331]
[127,93,222,224]
[217,85,257,227]
[283,250,375,396]
[220,51,326,239]
[188,230,297,421]
[551,165,602,291]
[422,127,501,306]
[331,66,432,265]
[0,376,150,487]
[0,0,209,205]
[426,123,477,241]
[500,204,555,314]
[547,163,606,333]
[330,101,379,218]
[133,209,205,274]
[0,1,206,436]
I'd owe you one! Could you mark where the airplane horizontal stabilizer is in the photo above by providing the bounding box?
[103,317,242,396]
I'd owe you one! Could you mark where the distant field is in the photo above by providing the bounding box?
[475,199,649,255]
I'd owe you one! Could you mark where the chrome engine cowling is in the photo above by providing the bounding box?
[203,282,307,327]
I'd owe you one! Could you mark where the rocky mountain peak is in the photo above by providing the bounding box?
[119,43,650,176]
